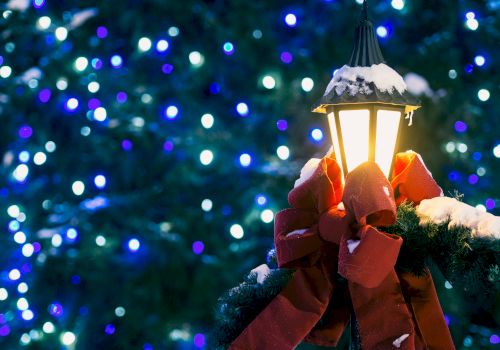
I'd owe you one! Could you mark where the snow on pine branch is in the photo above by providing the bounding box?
[324,63,407,97]
[416,197,500,239]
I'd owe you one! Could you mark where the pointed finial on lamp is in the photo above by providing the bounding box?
[361,0,368,22]
[348,0,384,67]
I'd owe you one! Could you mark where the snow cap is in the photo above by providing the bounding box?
[312,0,420,114]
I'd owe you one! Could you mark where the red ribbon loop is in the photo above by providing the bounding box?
[230,152,455,350]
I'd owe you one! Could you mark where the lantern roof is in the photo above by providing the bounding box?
[312,0,420,114]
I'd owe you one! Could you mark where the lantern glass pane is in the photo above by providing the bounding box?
[338,109,370,172]
[375,109,401,177]
[327,112,343,165]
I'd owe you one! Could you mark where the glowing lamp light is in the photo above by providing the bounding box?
[312,1,420,178]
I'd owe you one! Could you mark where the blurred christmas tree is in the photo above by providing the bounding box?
[0,0,498,349]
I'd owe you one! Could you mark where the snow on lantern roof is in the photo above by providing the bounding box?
[312,0,420,114]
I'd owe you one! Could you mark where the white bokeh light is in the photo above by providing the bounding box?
[200,150,214,165]
[138,37,152,52]
[201,114,214,129]
[262,75,276,89]
[301,77,314,92]
[276,145,290,160]
[201,199,213,212]
[260,209,274,223]
[230,224,244,239]
[72,181,85,196]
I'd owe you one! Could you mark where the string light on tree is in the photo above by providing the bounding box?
[236,102,249,116]
[60,332,76,346]
[284,13,297,27]
[36,16,51,30]
[54,27,68,41]
[138,37,152,52]
[262,75,276,89]
[391,0,405,10]
[229,224,244,239]
[239,153,252,167]
[74,57,88,72]
[189,51,204,66]
[128,238,140,252]
[94,175,106,188]
[301,77,314,92]
[201,114,214,128]
[260,209,274,223]
[72,181,85,196]
[199,150,214,165]
[165,105,179,119]
[477,89,490,102]
[276,145,290,160]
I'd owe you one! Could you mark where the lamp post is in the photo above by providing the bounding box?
[313,0,420,179]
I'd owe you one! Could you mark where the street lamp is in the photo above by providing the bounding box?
[312,0,420,178]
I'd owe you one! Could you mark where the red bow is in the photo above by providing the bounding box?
[230,152,455,350]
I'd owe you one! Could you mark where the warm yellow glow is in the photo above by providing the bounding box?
[327,113,342,165]
[375,110,401,177]
[338,109,370,172]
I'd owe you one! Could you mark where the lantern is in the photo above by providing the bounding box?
[312,0,420,178]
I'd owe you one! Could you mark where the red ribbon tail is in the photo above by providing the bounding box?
[398,270,456,350]
[230,266,333,350]
[349,270,417,350]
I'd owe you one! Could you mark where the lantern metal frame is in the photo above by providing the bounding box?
[326,103,405,179]
[312,0,420,179]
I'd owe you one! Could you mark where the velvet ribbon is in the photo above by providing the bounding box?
[229,152,455,350]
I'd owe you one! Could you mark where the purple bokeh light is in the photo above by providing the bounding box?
[116,92,128,103]
[18,125,33,139]
[48,303,64,317]
[92,58,103,70]
[192,241,204,255]
[38,88,51,103]
[485,198,495,210]
[162,64,174,74]
[454,121,467,133]
[194,333,206,348]
[0,325,10,337]
[163,140,174,152]
[21,263,31,273]
[490,334,500,344]
[144,344,153,350]
[97,26,108,39]
[33,242,41,253]
[277,119,288,131]
[280,52,293,64]
[468,174,478,185]
[121,140,133,151]
[88,98,101,110]
[105,324,116,335]
[33,0,46,9]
